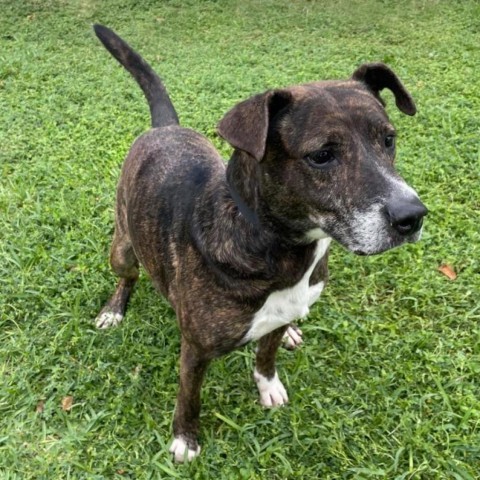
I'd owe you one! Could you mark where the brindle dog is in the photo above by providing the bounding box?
[93,25,427,462]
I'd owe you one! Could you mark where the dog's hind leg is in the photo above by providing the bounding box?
[96,226,139,329]
[254,326,289,407]
[282,323,303,350]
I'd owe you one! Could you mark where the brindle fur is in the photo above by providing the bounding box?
[93,25,426,460]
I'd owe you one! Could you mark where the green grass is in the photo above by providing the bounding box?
[1,0,479,478]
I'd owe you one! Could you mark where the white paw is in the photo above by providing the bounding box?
[283,325,303,350]
[95,310,123,329]
[254,369,289,407]
[169,436,201,463]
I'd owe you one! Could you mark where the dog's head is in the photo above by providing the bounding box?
[218,63,427,255]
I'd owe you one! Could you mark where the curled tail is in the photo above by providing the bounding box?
[93,24,179,128]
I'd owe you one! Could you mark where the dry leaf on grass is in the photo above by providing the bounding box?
[438,264,457,280]
[35,400,45,414]
[61,396,74,412]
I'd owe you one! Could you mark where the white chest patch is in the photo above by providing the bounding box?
[244,238,331,342]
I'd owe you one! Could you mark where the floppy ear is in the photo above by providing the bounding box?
[217,90,292,161]
[352,63,416,116]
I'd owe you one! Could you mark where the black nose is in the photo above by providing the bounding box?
[386,198,428,236]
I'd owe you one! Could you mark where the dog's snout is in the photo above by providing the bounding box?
[386,197,428,236]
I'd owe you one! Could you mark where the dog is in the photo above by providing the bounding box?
[92,25,427,462]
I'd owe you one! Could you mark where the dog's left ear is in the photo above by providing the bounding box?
[352,63,416,116]
[218,90,292,161]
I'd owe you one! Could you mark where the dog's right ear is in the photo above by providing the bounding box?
[217,90,292,161]
[352,63,416,116]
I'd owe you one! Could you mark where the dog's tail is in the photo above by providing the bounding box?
[93,24,179,128]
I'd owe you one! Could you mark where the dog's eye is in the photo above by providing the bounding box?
[305,150,336,169]
[385,135,395,149]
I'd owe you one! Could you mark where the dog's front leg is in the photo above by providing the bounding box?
[254,326,289,407]
[170,337,209,462]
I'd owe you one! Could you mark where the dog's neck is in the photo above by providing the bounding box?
[226,175,260,228]
[187,149,323,296]
[225,149,313,244]
[225,150,261,226]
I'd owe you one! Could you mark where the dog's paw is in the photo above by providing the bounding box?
[254,369,289,407]
[283,324,303,350]
[95,309,123,329]
[169,435,201,463]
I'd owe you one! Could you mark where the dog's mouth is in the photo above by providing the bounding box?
[311,199,427,256]
[347,221,425,256]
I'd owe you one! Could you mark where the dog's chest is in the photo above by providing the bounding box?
[244,238,331,342]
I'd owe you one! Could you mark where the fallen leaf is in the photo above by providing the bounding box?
[61,396,74,412]
[36,400,45,414]
[438,264,457,280]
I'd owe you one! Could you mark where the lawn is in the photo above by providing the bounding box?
[1,0,479,478]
